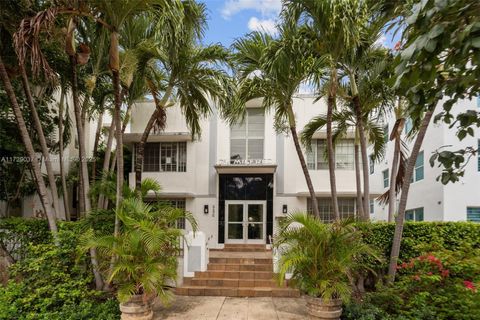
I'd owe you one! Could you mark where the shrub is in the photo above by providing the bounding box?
[0,225,119,320]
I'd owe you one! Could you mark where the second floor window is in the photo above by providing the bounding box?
[230,108,264,162]
[143,142,187,172]
[412,151,424,182]
[405,207,424,221]
[307,139,354,170]
[383,169,389,188]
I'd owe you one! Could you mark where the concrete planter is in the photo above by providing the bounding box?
[120,295,154,320]
[306,297,342,320]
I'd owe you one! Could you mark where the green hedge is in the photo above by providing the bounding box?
[357,221,480,267]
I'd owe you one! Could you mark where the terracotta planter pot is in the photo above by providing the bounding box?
[306,297,342,320]
[120,295,154,320]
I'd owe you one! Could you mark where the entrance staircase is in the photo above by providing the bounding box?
[175,244,299,297]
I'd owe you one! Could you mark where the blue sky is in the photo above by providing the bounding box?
[201,0,399,48]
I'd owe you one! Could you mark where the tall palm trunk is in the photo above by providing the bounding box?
[0,55,58,241]
[97,115,115,210]
[19,64,61,219]
[388,109,434,281]
[109,98,133,174]
[388,119,404,222]
[354,142,364,219]
[69,55,91,214]
[287,106,320,218]
[91,109,104,184]
[352,96,370,220]
[69,54,104,290]
[327,70,340,220]
[58,85,70,220]
[135,85,173,190]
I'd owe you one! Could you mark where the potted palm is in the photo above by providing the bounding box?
[275,213,375,320]
[82,196,197,320]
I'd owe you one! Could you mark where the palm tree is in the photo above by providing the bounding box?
[388,107,435,281]
[231,28,322,218]
[134,1,233,190]
[283,0,368,220]
[275,212,376,303]
[339,22,393,217]
[81,179,197,305]
[0,55,59,241]
[301,102,386,221]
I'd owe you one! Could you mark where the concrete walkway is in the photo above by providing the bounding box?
[154,296,308,319]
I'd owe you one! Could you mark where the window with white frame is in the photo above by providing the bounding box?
[383,124,389,143]
[307,139,354,170]
[412,151,424,182]
[383,169,389,188]
[159,199,186,229]
[143,142,187,172]
[405,207,424,221]
[307,198,355,223]
[230,108,264,162]
[467,207,480,223]
[369,154,375,174]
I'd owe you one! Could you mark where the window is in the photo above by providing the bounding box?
[405,118,413,135]
[383,169,389,188]
[142,142,187,172]
[467,207,480,223]
[369,199,374,215]
[369,154,375,174]
[477,96,480,109]
[307,198,355,223]
[230,108,264,162]
[412,151,424,182]
[405,207,424,221]
[307,139,354,170]
[383,124,389,143]
[158,199,186,229]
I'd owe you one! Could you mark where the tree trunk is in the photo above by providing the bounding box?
[97,112,116,210]
[19,65,61,219]
[91,109,104,184]
[354,142,364,219]
[352,96,370,220]
[69,55,92,213]
[69,54,103,290]
[326,78,340,220]
[388,109,434,282]
[58,85,70,220]
[0,55,58,241]
[109,98,133,174]
[388,121,403,222]
[134,85,173,190]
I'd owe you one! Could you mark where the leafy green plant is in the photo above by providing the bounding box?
[0,227,118,320]
[81,197,197,302]
[275,213,377,301]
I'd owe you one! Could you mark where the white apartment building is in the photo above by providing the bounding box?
[125,96,380,247]
[370,97,480,223]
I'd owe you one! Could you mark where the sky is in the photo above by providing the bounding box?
[201,0,400,48]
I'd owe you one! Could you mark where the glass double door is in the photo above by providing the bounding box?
[225,201,266,244]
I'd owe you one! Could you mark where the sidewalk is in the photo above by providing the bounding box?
[154,296,307,320]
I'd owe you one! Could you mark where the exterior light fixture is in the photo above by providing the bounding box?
[204,205,209,214]
[282,204,288,214]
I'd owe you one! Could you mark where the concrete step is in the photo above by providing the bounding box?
[208,263,272,272]
[175,286,300,297]
[183,277,286,288]
[209,257,273,265]
[194,270,274,280]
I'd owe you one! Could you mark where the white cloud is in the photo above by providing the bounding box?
[221,0,281,19]
[247,17,278,35]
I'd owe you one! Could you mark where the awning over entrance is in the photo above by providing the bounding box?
[214,164,277,174]
[123,132,191,144]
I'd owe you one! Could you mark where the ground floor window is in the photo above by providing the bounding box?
[149,198,186,229]
[467,207,480,223]
[405,207,424,221]
[307,198,355,223]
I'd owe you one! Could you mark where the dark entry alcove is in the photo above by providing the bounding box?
[218,174,273,244]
